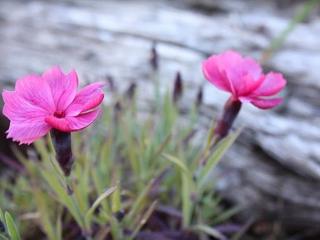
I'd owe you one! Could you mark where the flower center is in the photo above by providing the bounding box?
[54,111,65,118]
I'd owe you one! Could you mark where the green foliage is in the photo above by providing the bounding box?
[0,86,239,240]
[0,208,21,240]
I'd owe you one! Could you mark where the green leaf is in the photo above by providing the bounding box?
[194,224,226,240]
[162,153,193,227]
[33,188,56,240]
[4,212,21,240]
[262,0,320,62]
[150,134,171,162]
[212,206,242,225]
[125,179,154,223]
[40,167,83,229]
[162,153,190,176]
[0,209,7,239]
[198,130,240,190]
[55,209,63,240]
[181,173,192,227]
[0,234,9,240]
[0,209,4,223]
[86,186,117,218]
[111,184,121,213]
[130,201,158,239]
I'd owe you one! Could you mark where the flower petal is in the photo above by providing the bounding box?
[2,90,49,122]
[3,90,51,144]
[14,75,55,113]
[221,51,262,96]
[202,57,231,92]
[65,82,104,116]
[251,72,287,96]
[238,74,265,97]
[250,98,283,109]
[6,121,51,145]
[42,66,78,112]
[45,108,101,132]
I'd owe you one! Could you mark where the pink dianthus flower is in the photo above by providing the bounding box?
[202,51,286,141]
[2,66,104,144]
[202,50,286,109]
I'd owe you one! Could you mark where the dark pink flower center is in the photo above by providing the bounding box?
[54,111,65,118]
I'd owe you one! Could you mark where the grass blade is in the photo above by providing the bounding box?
[198,130,240,190]
[4,212,21,240]
[162,153,190,175]
[194,224,227,240]
[130,201,158,239]
[86,186,117,218]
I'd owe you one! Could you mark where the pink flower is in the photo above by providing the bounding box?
[2,66,104,144]
[202,50,286,109]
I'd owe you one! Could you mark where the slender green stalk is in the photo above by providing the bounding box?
[48,134,92,238]
[262,0,320,63]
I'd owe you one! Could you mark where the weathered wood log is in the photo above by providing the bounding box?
[0,0,319,229]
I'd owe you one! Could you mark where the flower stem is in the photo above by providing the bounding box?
[66,177,92,239]
[48,133,92,238]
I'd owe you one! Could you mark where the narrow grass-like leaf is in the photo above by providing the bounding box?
[0,235,9,240]
[194,224,227,240]
[0,209,4,223]
[162,153,190,176]
[111,184,121,213]
[4,212,21,240]
[110,216,123,240]
[33,188,56,240]
[125,179,154,224]
[86,186,117,218]
[130,201,158,239]
[162,153,193,227]
[262,0,320,62]
[181,173,192,227]
[150,134,171,162]
[55,209,62,240]
[198,130,240,190]
[40,167,84,229]
[213,206,242,225]
[0,209,7,239]
[161,92,177,138]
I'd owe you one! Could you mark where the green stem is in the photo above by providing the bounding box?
[262,0,320,63]
[48,134,92,238]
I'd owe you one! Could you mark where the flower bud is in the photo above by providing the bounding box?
[150,42,159,71]
[173,71,183,103]
[106,75,117,93]
[125,82,137,101]
[195,86,203,108]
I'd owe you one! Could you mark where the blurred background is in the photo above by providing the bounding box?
[0,0,320,239]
